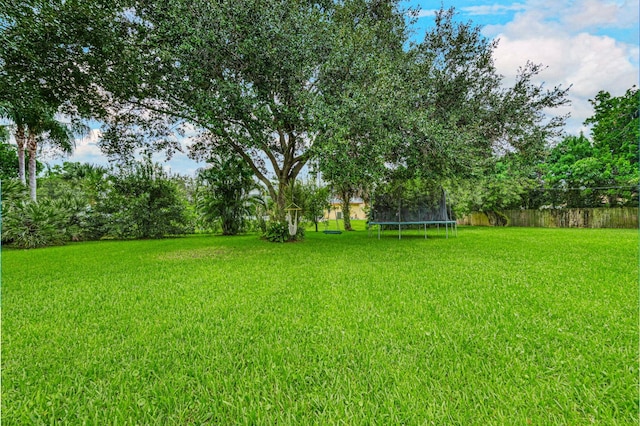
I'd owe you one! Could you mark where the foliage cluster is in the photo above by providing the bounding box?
[452,87,639,216]
[1,157,330,247]
[1,2,569,224]
[2,198,68,248]
[1,160,194,248]
[262,220,306,243]
[0,142,19,180]
[97,160,194,239]
[196,154,256,236]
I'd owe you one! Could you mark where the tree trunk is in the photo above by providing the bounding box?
[27,131,38,202]
[276,180,288,221]
[340,189,353,231]
[16,124,26,185]
[485,210,507,226]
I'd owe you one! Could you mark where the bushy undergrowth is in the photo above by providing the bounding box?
[1,160,195,248]
[3,160,324,247]
[263,220,288,242]
[2,200,67,248]
[263,219,305,242]
[97,161,194,239]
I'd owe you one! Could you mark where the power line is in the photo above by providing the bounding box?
[537,185,638,191]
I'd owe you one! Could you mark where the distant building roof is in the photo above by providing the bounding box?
[330,197,364,204]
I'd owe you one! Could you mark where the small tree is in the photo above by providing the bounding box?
[584,87,639,206]
[0,104,85,201]
[453,155,538,224]
[300,181,330,232]
[99,159,192,239]
[586,87,639,167]
[543,132,639,208]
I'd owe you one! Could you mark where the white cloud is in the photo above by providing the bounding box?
[560,0,639,30]
[495,33,637,94]
[72,128,104,158]
[485,0,639,135]
[484,0,639,38]
[462,3,527,16]
[414,9,437,18]
[562,0,619,30]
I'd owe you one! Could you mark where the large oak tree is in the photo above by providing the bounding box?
[96,0,402,216]
[2,1,570,217]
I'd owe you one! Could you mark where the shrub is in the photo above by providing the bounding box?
[262,220,305,243]
[2,200,68,248]
[263,220,288,243]
[97,160,193,239]
[37,170,112,241]
[196,155,256,236]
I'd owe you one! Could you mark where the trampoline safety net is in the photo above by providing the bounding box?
[370,189,454,223]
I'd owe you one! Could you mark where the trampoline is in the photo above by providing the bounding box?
[369,188,457,239]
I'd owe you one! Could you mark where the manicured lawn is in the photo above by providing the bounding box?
[2,225,638,424]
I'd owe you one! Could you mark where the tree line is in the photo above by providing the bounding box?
[2,1,631,245]
[0,146,337,247]
[454,86,638,223]
[0,85,636,246]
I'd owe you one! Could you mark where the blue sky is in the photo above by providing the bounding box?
[407,0,639,128]
[61,0,639,175]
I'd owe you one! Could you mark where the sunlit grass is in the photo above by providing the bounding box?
[2,225,638,424]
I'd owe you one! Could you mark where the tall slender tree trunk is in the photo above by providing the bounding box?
[27,131,37,201]
[15,124,26,185]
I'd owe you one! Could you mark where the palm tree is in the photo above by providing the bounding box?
[196,154,257,235]
[1,104,83,201]
[0,116,26,185]
[25,111,78,201]
[1,103,25,184]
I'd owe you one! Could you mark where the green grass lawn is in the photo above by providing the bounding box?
[2,224,638,424]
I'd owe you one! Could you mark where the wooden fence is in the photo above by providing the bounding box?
[458,208,639,228]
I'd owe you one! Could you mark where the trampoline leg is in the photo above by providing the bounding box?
[378,225,381,240]
[424,223,427,239]
[398,224,401,240]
